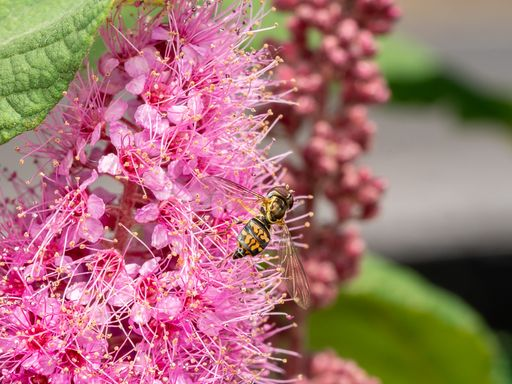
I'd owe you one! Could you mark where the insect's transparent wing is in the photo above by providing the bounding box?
[201,176,265,201]
[277,224,311,309]
[201,176,266,216]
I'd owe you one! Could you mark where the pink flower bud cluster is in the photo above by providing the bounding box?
[271,0,399,308]
[300,350,380,384]
[0,2,300,383]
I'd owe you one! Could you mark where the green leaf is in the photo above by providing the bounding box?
[0,0,113,144]
[308,256,510,384]
[377,36,440,81]
[378,36,512,129]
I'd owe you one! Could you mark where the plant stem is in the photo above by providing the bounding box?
[285,306,308,379]
[115,181,139,252]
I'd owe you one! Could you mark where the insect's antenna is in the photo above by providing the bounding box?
[295,194,314,200]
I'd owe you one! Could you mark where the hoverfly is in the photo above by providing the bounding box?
[202,176,311,309]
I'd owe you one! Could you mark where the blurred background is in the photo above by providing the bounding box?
[361,0,512,333]
[364,0,512,258]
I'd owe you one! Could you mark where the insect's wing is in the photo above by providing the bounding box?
[201,176,266,216]
[277,224,311,309]
[201,176,265,201]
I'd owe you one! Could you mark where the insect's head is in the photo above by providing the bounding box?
[265,185,294,223]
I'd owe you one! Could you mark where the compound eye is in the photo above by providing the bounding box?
[270,199,287,220]
[288,193,294,209]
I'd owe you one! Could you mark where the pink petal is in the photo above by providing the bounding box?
[22,351,55,375]
[135,203,160,223]
[50,373,73,384]
[167,234,184,254]
[90,186,117,204]
[101,67,130,95]
[104,99,128,122]
[187,93,204,116]
[90,122,104,145]
[57,150,73,175]
[99,54,120,76]
[142,46,158,68]
[153,188,173,201]
[151,26,170,40]
[65,282,89,304]
[125,55,150,78]
[134,104,169,134]
[125,74,146,95]
[78,217,104,243]
[23,262,45,281]
[197,311,222,337]
[143,167,167,189]
[10,307,30,328]
[125,263,141,278]
[108,273,135,306]
[143,167,173,200]
[151,223,170,249]
[183,44,207,64]
[109,121,133,148]
[175,375,193,384]
[87,194,105,219]
[139,257,160,277]
[182,156,197,176]
[98,154,122,175]
[80,170,98,190]
[91,306,110,326]
[76,137,87,163]
[166,105,188,124]
[154,295,182,321]
[54,255,73,268]
[134,130,150,149]
[131,302,152,325]
[167,159,185,179]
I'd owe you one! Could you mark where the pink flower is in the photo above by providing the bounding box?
[300,350,380,384]
[273,0,398,309]
[21,72,128,169]
[1,1,302,383]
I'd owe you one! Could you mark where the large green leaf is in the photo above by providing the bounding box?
[308,256,510,384]
[0,0,113,144]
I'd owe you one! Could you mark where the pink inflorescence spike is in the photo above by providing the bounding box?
[299,350,381,384]
[0,2,300,383]
[271,0,399,308]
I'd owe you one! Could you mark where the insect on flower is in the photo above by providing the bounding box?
[203,176,311,309]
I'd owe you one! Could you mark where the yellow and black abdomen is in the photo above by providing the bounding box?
[233,217,271,259]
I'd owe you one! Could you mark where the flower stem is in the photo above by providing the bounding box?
[285,306,308,379]
[115,181,139,252]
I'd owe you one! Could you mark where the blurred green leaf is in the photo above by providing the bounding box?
[0,0,113,144]
[377,36,439,81]
[497,332,512,376]
[378,36,512,128]
[308,255,510,384]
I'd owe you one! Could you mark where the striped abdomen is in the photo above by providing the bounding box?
[233,217,271,259]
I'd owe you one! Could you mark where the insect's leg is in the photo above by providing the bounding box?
[215,247,245,269]
[233,248,245,259]
[234,218,247,225]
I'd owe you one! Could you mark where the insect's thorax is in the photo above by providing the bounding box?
[263,195,289,223]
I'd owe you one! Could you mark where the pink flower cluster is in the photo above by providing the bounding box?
[300,350,380,384]
[271,0,399,307]
[1,2,298,383]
